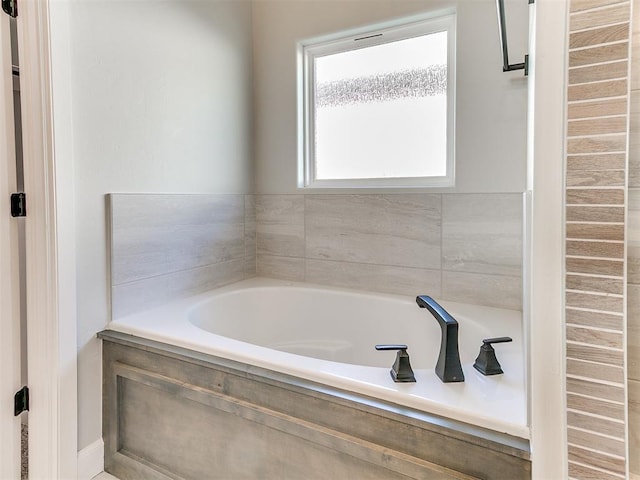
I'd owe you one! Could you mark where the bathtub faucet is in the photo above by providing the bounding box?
[415,295,465,383]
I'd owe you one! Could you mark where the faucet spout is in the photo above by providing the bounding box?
[416,295,465,383]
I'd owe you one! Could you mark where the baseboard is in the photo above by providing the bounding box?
[77,438,104,480]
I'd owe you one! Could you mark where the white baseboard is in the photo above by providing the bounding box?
[77,438,104,480]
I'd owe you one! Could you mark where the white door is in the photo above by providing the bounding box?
[0,10,22,480]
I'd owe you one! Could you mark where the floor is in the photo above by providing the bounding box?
[92,473,118,480]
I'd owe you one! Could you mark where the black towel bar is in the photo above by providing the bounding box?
[496,0,530,76]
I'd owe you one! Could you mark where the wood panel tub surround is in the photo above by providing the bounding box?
[100,331,531,480]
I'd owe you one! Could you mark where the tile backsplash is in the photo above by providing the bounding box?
[109,194,255,318]
[256,193,523,310]
[109,192,524,317]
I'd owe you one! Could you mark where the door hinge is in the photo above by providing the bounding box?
[10,193,26,217]
[2,0,17,18]
[14,386,29,416]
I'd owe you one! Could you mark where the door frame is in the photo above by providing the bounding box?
[526,0,568,478]
[16,0,77,477]
[0,11,22,480]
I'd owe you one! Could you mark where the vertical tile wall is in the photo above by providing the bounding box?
[256,193,523,311]
[628,0,640,476]
[565,1,631,478]
[109,194,256,318]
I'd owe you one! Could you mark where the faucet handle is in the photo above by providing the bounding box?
[473,337,513,375]
[375,344,416,383]
[482,337,512,345]
[375,344,409,351]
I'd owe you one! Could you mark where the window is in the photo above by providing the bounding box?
[298,13,456,188]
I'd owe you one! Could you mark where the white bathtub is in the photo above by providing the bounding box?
[107,277,528,439]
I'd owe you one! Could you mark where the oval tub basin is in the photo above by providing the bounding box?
[106,277,527,439]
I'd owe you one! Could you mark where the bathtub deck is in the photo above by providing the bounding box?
[100,330,531,480]
[107,277,528,439]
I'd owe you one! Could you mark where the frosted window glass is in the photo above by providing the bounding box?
[313,31,448,180]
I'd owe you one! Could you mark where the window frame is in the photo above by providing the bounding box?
[297,11,457,190]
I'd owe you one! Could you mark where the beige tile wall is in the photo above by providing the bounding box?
[109,194,256,318]
[629,0,640,474]
[566,1,631,478]
[256,193,523,310]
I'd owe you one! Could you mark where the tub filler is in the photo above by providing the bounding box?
[100,278,530,479]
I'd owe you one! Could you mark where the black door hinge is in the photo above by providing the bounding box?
[10,193,26,217]
[2,0,17,17]
[14,386,29,416]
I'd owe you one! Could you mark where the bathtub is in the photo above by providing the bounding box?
[107,277,528,439]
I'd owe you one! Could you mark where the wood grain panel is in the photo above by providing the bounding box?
[566,169,625,187]
[102,335,532,480]
[566,223,625,241]
[566,308,624,330]
[566,324,624,347]
[633,30,640,93]
[118,374,434,480]
[567,358,625,384]
[567,135,627,155]
[570,0,630,13]
[568,427,626,457]
[570,23,629,48]
[568,461,625,480]
[568,117,627,137]
[567,153,626,170]
[569,61,628,85]
[567,257,624,276]
[567,393,625,421]
[567,410,625,438]
[629,286,640,382]
[629,380,640,475]
[568,79,628,101]
[631,91,640,187]
[566,257,624,276]
[566,274,624,295]
[568,97,628,119]
[566,240,624,258]
[566,188,624,205]
[567,342,625,366]
[570,3,631,32]
[566,205,625,222]
[569,43,629,68]
[630,332,640,381]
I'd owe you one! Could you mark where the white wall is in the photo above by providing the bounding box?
[252,0,529,194]
[57,0,254,450]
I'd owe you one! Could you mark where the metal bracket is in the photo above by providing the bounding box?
[14,386,29,416]
[2,0,17,18]
[10,192,26,217]
[496,0,528,76]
